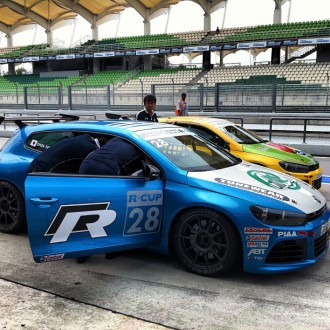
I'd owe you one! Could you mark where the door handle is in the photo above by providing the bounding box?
[29,197,59,204]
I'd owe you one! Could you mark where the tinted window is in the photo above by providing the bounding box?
[25,131,74,152]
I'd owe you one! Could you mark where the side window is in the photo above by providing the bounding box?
[185,125,227,147]
[25,131,74,152]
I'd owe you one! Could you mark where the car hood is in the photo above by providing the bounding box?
[187,161,325,214]
[242,142,318,165]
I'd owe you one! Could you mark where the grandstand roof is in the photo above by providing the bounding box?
[0,0,181,35]
[0,0,226,37]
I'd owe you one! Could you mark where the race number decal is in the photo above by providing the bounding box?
[45,202,116,243]
[124,190,163,236]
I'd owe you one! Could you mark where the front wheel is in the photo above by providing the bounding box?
[0,181,26,233]
[172,208,241,276]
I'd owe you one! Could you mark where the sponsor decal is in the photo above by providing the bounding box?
[125,51,136,56]
[247,242,269,248]
[23,56,39,62]
[115,51,125,56]
[124,190,163,236]
[223,44,236,50]
[267,41,282,47]
[171,48,183,53]
[183,46,209,52]
[244,227,273,234]
[278,231,297,237]
[247,248,266,256]
[138,127,187,140]
[283,40,298,46]
[136,49,160,55]
[215,178,290,201]
[210,45,222,50]
[0,59,7,63]
[246,235,270,241]
[94,52,115,58]
[45,202,116,243]
[40,254,65,262]
[160,49,171,54]
[56,54,75,60]
[247,170,300,190]
[278,231,307,237]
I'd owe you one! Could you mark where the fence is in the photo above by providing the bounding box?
[0,82,329,112]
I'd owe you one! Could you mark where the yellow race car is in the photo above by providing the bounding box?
[159,116,322,189]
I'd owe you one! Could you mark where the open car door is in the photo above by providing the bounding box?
[25,172,164,262]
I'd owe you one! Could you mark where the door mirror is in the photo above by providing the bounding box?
[142,161,161,181]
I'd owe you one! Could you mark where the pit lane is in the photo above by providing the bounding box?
[0,139,329,330]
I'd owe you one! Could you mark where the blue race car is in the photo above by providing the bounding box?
[0,116,329,275]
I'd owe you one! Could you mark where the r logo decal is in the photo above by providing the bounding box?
[45,203,116,243]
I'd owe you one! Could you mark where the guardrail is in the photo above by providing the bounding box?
[269,117,330,142]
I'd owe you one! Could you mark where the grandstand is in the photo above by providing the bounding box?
[0,0,328,113]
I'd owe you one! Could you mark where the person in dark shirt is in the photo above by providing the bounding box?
[79,137,139,175]
[28,134,99,173]
[136,94,158,122]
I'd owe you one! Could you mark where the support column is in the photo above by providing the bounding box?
[273,0,282,24]
[46,29,53,47]
[204,12,211,31]
[6,33,13,48]
[91,16,99,41]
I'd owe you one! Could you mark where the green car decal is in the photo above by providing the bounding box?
[243,143,317,165]
[247,170,301,190]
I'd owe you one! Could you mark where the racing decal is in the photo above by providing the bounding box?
[29,139,51,150]
[247,170,301,190]
[244,227,273,234]
[215,178,290,201]
[247,242,269,248]
[45,202,116,244]
[138,128,187,140]
[124,190,163,236]
[247,248,266,256]
[246,235,270,241]
[40,254,65,262]
[278,231,307,237]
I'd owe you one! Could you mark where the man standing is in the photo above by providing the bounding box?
[136,94,158,122]
[176,93,188,116]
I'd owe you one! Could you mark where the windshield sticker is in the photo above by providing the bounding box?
[215,178,290,202]
[247,170,301,190]
[138,128,188,140]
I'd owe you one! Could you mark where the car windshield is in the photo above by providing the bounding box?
[214,124,266,144]
[139,127,240,171]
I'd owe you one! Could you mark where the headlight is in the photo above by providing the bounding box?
[250,205,307,226]
[279,161,309,173]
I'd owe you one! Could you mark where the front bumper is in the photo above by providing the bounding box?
[243,211,330,274]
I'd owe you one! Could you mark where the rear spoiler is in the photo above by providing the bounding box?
[0,113,79,128]
[105,112,132,120]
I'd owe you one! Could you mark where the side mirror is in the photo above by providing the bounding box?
[142,161,161,181]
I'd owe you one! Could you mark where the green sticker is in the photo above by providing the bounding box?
[247,170,300,190]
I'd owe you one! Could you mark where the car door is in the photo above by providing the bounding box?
[25,173,164,262]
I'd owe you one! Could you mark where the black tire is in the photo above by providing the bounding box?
[173,208,241,276]
[0,181,26,233]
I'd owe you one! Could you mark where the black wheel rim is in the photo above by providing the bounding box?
[179,214,229,269]
[0,186,19,228]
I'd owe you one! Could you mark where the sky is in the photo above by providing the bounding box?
[1,0,329,69]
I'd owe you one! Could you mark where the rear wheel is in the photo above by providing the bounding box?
[0,181,25,233]
[173,208,241,276]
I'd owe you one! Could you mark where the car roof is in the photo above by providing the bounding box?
[21,119,183,137]
[161,116,235,128]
